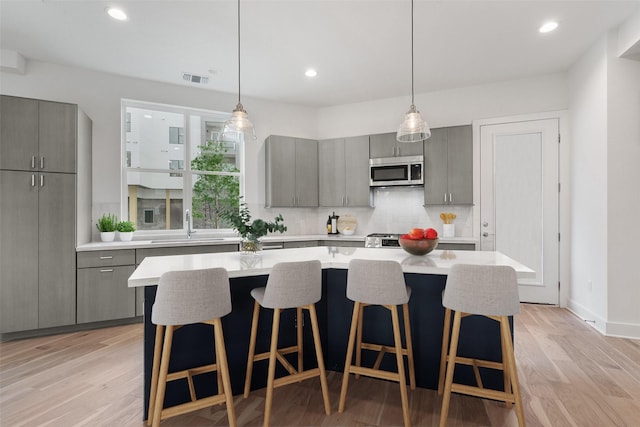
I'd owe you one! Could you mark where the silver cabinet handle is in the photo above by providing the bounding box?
[482,232,489,237]
[444,193,447,203]
[100,269,114,273]
[40,175,44,187]
[99,256,113,260]
[345,195,348,206]
[262,244,284,250]
[31,174,35,187]
[449,193,453,204]
[31,156,36,169]
[40,157,44,169]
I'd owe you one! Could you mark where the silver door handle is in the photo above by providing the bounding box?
[31,174,35,187]
[262,244,284,250]
[449,193,453,204]
[100,269,114,273]
[40,175,44,187]
[40,157,44,169]
[99,256,113,260]
[345,195,348,206]
[444,193,448,203]
[31,156,36,169]
[483,232,489,237]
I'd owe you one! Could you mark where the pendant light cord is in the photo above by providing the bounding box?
[411,0,415,107]
[237,0,241,106]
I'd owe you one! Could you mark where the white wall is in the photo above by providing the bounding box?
[606,29,640,338]
[567,37,609,331]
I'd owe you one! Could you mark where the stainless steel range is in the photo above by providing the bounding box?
[364,233,401,248]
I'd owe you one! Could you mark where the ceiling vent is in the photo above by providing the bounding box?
[182,73,209,84]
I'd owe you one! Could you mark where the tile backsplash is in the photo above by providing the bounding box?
[250,186,473,237]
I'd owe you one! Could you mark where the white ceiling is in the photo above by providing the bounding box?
[1,1,638,108]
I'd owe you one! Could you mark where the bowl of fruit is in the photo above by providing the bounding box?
[399,227,439,256]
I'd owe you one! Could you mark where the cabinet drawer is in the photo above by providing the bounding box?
[77,250,135,268]
[77,265,136,323]
[437,243,476,251]
[136,244,238,264]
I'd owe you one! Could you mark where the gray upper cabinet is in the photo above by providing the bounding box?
[424,125,473,205]
[319,136,370,207]
[0,96,77,173]
[265,135,318,207]
[369,132,423,158]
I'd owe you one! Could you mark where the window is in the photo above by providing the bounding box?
[123,100,243,233]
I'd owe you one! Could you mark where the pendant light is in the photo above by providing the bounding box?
[223,0,256,140]
[397,0,430,143]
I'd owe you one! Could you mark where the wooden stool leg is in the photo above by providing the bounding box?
[402,303,416,390]
[147,324,164,425]
[309,304,331,415]
[297,306,304,373]
[439,311,462,427]
[244,300,261,398]
[214,318,237,427]
[264,308,281,427]
[339,301,361,413]
[500,318,512,408]
[501,317,526,427]
[391,305,411,427]
[354,304,364,379]
[438,308,452,395]
[152,325,174,427]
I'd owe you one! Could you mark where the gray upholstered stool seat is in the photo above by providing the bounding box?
[338,259,416,427]
[244,260,330,427]
[437,264,525,427]
[147,268,236,427]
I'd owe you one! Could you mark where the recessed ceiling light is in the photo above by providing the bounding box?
[143,114,152,119]
[305,69,317,78]
[539,21,558,33]
[106,7,128,21]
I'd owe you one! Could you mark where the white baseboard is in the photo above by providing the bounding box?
[567,299,640,340]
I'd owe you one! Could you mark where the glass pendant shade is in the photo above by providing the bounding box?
[397,104,431,142]
[223,103,256,140]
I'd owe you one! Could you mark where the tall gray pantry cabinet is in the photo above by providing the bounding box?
[0,95,92,334]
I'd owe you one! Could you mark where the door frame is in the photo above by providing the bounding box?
[472,111,570,307]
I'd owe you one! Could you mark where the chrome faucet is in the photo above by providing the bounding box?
[186,209,195,239]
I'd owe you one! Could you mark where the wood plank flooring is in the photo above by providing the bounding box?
[1,304,639,426]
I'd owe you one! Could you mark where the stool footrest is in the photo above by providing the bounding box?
[361,342,411,356]
[273,367,321,389]
[166,363,218,382]
[348,365,401,383]
[251,345,298,362]
[451,356,504,371]
[161,393,229,420]
[451,383,515,403]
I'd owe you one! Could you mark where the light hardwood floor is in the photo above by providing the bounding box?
[1,304,639,426]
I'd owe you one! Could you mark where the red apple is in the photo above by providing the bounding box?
[400,234,411,240]
[408,228,424,240]
[424,228,438,239]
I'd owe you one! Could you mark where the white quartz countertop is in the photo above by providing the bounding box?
[128,246,533,288]
[77,234,478,251]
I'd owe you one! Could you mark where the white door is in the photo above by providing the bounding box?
[480,118,559,304]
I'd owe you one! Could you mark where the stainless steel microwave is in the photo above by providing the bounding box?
[369,155,424,187]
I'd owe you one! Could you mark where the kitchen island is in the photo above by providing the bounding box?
[128,247,533,417]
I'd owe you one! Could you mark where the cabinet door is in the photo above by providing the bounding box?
[38,172,76,328]
[38,101,77,173]
[0,171,39,333]
[369,132,396,158]
[396,140,424,157]
[424,128,449,205]
[0,96,39,171]
[294,138,318,207]
[319,138,346,207]
[265,136,296,207]
[447,125,473,205]
[344,135,371,206]
[77,265,136,323]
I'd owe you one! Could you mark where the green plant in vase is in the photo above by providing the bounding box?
[96,213,118,242]
[116,220,136,242]
[222,201,287,253]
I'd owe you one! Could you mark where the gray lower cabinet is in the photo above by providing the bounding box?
[77,250,136,323]
[265,135,318,207]
[0,170,76,333]
[317,240,364,248]
[369,132,423,158]
[319,136,370,207]
[283,240,318,249]
[424,125,473,205]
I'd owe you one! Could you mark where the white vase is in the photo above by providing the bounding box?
[100,231,116,242]
[118,231,133,242]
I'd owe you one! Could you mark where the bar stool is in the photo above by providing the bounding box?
[244,260,330,427]
[148,268,236,427]
[338,259,416,427]
[437,264,525,427]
